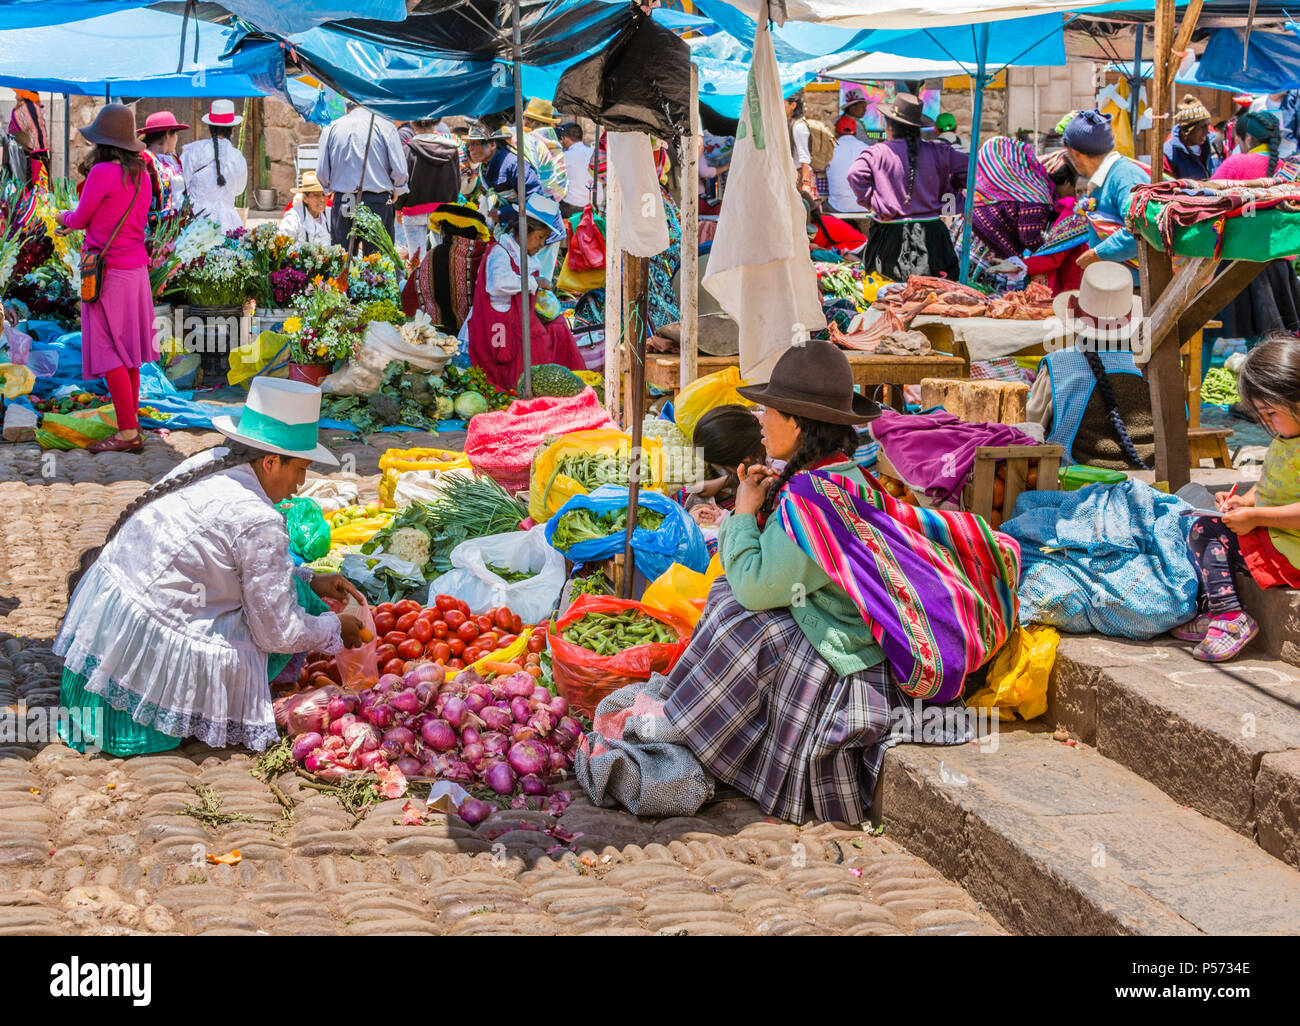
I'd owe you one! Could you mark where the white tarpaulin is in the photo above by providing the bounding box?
[823,52,973,81]
[608,132,671,258]
[702,0,825,381]
[711,0,1140,30]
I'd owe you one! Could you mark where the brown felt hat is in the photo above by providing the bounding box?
[879,92,934,131]
[736,339,880,425]
[79,103,145,152]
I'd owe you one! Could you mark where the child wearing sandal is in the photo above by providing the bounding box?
[1174,335,1300,661]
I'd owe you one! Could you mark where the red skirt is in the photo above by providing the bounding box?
[1239,527,1300,589]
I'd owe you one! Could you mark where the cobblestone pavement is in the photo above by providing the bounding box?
[0,430,1004,936]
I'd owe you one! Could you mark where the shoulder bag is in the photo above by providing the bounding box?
[80,169,143,304]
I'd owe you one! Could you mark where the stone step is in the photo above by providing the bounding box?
[1237,577,1300,668]
[874,725,1300,935]
[1049,635,1300,871]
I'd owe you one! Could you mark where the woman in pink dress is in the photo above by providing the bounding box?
[56,104,157,454]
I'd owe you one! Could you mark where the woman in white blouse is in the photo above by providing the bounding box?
[55,379,365,756]
[180,100,248,233]
[278,171,331,246]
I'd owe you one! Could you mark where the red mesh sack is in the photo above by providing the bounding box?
[547,594,692,717]
[466,389,614,492]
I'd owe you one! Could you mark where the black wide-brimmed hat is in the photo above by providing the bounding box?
[736,339,880,425]
[879,92,934,131]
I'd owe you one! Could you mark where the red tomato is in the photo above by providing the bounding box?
[494,633,516,650]
[431,641,452,663]
[527,633,546,653]
[463,646,482,664]
[478,632,499,650]
[374,602,395,616]
[397,638,424,660]
[448,638,466,657]
[396,611,419,632]
[431,621,449,639]
[384,631,407,647]
[382,657,406,676]
[511,614,523,634]
[373,612,396,635]
[493,607,513,630]
[444,609,466,629]
[447,658,465,670]
[395,599,421,616]
[475,614,493,632]
[411,620,434,644]
[375,643,397,666]
[456,599,470,616]
[457,621,480,643]
[435,594,457,612]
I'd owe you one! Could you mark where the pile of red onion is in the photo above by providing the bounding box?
[277,662,582,825]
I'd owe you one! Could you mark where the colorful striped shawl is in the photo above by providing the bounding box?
[975,136,1054,207]
[777,471,1021,702]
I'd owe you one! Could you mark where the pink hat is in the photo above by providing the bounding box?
[201,99,243,127]
[136,110,191,136]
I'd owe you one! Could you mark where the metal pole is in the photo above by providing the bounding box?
[958,21,989,285]
[620,255,649,600]
[63,94,70,178]
[512,0,532,400]
[1130,24,1144,157]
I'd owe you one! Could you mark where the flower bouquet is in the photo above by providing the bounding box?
[346,251,401,306]
[174,245,256,308]
[285,281,367,369]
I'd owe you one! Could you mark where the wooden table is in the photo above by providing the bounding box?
[631,351,968,413]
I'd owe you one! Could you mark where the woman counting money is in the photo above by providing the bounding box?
[55,379,368,756]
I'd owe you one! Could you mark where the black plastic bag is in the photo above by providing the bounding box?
[553,6,690,142]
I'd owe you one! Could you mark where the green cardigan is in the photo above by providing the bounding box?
[717,461,886,677]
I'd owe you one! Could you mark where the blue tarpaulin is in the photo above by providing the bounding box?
[0,0,406,36]
[0,9,282,97]
[1196,27,1300,94]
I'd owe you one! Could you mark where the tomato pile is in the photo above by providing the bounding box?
[301,595,547,687]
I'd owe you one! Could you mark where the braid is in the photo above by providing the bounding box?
[66,443,260,600]
[759,416,861,520]
[1267,118,1281,176]
[904,132,919,202]
[211,126,226,188]
[1082,349,1148,469]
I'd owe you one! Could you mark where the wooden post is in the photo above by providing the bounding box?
[680,63,700,391]
[1139,239,1191,490]
[1148,0,1176,184]
[603,130,624,427]
[621,255,650,600]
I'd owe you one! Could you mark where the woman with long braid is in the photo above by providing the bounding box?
[847,93,967,280]
[55,379,366,757]
[1027,261,1155,469]
[1200,109,1300,388]
[180,100,247,232]
[651,341,1020,823]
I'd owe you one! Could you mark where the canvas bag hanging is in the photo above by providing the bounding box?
[702,0,825,381]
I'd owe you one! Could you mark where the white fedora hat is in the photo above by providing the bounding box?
[1051,260,1143,344]
[212,377,338,466]
[201,99,243,128]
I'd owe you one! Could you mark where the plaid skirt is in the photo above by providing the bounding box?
[661,578,971,823]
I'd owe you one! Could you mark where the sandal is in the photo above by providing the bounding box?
[88,433,144,454]
[1193,614,1259,662]
[1170,614,1214,642]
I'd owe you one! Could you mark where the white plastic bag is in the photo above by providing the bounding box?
[322,321,452,395]
[299,477,359,513]
[427,524,565,625]
[393,466,475,507]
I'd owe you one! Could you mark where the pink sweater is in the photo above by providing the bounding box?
[1214,151,1272,181]
[60,162,151,269]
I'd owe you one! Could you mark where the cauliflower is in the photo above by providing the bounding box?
[385,526,432,567]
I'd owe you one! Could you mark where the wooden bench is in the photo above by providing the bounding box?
[1188,426,1233,468]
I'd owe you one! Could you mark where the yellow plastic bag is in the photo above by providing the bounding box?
[556,258,605,296]
[327,505,396,548]
[640,556,723,628]
[862,273,892,305]
[445,628,533,681]
[377,447,470,507]
[0,363,35,399]
[673,366,755,442]
[529,428,667,525]
[227,330,291,386]
[966,624,1058,722]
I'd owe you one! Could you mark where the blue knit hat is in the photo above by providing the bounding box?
[1063,109,1115,156]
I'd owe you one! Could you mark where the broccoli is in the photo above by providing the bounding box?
[367,393,401,427]
[522,364,584,398]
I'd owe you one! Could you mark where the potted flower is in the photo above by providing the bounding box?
[284,281,366,385]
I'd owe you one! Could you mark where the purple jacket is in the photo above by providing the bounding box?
[847,139,968,221]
